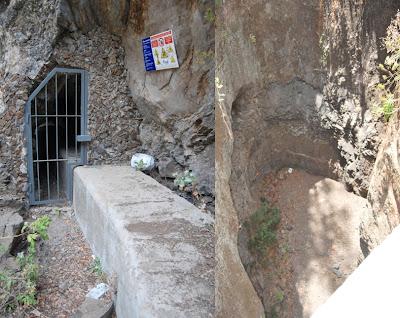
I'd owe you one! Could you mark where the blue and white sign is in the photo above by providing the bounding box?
[142,37,156,71]
[142,30,179,72]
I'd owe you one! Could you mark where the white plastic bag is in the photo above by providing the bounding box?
[131,153,155,171]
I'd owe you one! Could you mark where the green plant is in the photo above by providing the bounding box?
[375,11,400,122]
[280,243,291,255]
[195,50,214,65]
[173,170,196,190]
[265,307,279,318]
[249,33,257,44]
[204,7,215,24]
[135,159,146,171]
[0,216,51,313]
[0,244,6,254]
[89,256,106,280]
[54,207,61,217]
[245,198,281,255]
[275,290,285,303]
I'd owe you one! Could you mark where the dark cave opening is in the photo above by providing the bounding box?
[30,72,82,202]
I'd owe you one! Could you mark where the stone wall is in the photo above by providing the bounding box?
[0,0,60,196]
[52,29,142,165]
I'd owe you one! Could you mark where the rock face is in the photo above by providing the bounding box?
[319,0,399,196]
[122,1,215,195]
[0,207,23,259]
[360,110,400,255]
[0,0,214,197]
[216,0,400,316]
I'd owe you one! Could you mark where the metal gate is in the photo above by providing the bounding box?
[25,68,89,205]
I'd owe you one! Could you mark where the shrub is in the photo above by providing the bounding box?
[0,216,51,313]
[245,198,281,255]
[375,11,400,122]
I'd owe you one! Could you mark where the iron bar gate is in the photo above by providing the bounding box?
[25,68,89,205]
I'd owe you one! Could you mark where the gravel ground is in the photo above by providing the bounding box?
[27,206,114,318]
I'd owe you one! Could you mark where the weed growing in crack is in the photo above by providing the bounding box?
[0,215,51,313]
[89,256,106,281]
[204,7,215,24]
[275,290,285,303]
[173,170,196,191]
[280,243,291,255]
[54,207,61,217]
[245,198,280,255]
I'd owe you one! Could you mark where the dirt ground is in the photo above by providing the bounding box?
[28,206,113,318]
[239,169,370,317]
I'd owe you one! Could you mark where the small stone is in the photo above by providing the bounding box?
[158,157,182,178]
[0,256,20,273]
[332,264,343,278]
[73,298,113,318]
[0,209,23,259]
[59,281,69,291]
[30,309,42,317]
[86,283,109,300]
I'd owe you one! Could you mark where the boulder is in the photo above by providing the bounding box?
[73,298,113,318]
[0,208,23,259]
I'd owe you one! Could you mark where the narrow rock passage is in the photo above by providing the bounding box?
[239,170,371,317]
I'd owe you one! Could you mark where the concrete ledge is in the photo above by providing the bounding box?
[73,166,214,318]
[312,225,400,318]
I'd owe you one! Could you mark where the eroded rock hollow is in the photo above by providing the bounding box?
[216,0,400,316]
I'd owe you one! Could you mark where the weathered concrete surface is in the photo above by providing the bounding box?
[73,166,214,318]
[312,225,400,318]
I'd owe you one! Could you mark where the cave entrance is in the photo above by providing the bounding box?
[25,68,89,205]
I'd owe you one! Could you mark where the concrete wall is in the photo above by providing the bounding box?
[73,166,214,317]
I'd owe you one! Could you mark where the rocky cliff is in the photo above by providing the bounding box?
[216,0,400,316]
[0,0,215,197]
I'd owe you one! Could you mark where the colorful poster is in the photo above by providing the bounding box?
[142,30,179,71]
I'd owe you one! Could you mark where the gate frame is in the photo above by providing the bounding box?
[24,67,89,205]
